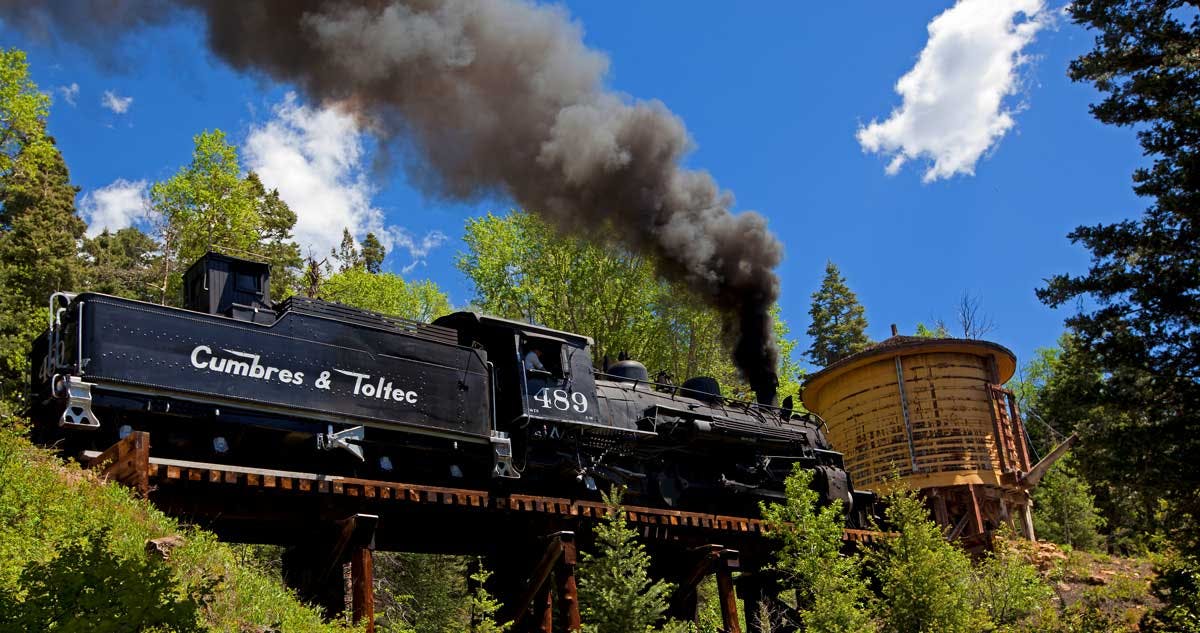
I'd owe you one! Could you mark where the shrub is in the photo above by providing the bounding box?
[760,465,876,633]
[868,489,988,633]
[577,488,685,633]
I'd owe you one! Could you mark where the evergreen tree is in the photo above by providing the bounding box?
[361,232,386,274]
[81,227,160,303]
[1032,455,1107,551]
[332,228,359,272]
[1038,0,1200,548]
[805,261,870,367]
[869,490,987,633]
[245,172,302,296]
[761,466,875,633]
[0,50,86,412]
[577,488,681,633]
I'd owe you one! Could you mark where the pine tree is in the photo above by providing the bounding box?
[761,466,876,633]
[332,228,359,272]
[81,227,160,302]
[577,488,679,633]
[361,232,385,274]
[805,261,870,367]
[1038,0,1200,549]
[245,171,302,296]
[1032,455,1107,551]
[0,141,85,414]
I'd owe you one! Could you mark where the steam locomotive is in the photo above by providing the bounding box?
[29,252,874,524]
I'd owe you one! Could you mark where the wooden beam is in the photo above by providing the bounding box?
[557,533,581,632]
[716,550,742,633]
[351,545,375,632]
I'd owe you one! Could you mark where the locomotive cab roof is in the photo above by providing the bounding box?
[433,312,593,346]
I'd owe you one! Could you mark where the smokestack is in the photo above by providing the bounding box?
[2,0,783,399]
[891,323,899,337]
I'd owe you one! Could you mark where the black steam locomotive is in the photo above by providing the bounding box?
[29,252,874,524]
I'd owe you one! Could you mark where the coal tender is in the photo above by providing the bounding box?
[29,252,874,524]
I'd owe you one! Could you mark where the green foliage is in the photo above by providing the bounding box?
[1039,0,1200,548]
[1143,551,1200,633]
[0,529,209,632]
[0,48,54,189]
[0,51,86,414]
[0,427,358,632]
[149,131,302,302]
[578,488,679,633]
[81,227,161,302]
[914,321,949,338]
[969,536,1054,631]
[805,261,870,367]
[458,211,801,399]
[320,267,451,322]
[869,490,985,633]
[375,553,467,633]
[761,465,876,633]
[1033,455,1107,552]
[361,232,386,274]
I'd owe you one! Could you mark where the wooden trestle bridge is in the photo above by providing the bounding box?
[85,432,883,633]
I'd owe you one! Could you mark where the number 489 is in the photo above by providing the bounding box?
[534,388,588,413]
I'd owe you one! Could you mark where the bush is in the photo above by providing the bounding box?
[0,427,358,632]
[1143,551,1200,633]
[970,536,1054,631]
[869,489,988,633]
[760,465,875,633]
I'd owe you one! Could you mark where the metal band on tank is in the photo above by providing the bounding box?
[894,356,918,473]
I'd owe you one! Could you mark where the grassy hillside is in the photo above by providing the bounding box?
[0,425,360,632]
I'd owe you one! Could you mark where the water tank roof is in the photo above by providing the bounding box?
[802,335,1017,406]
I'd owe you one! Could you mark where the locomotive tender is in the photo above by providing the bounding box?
[29,252,873,523]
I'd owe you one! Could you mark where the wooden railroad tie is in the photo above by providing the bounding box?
[83,432,886,543]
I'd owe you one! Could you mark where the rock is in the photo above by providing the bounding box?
[145,535,185,561]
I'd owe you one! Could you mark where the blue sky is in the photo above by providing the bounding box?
[2,1,1147,375]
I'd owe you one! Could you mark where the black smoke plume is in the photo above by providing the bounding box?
[2,0,783,402]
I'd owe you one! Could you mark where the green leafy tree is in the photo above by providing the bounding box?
[1033,455,1107,551]
[914,321,950,338]
[869,489,987,633]
[761,466,876,633]
[319,268,451,322]
[578,488,683,633]
[149,131,301,303]
[457,212,802,399]
[1038,0,1200,551]
[805,261,870,367]
[0,49,54,199]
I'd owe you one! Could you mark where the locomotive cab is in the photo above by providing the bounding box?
[432,313,600,428]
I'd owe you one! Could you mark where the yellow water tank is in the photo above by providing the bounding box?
[802,336,1030,493]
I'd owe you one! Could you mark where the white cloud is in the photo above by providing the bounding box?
[80,179,149,236]
[58,83,79,107]
[101,89,133,114]
[856,0,1047,182]
[244,93,445,270]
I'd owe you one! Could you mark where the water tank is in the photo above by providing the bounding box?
[801,336,1029,491]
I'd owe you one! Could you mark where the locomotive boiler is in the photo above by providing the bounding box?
[28,252,874,525]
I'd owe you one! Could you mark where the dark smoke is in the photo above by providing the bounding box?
[2,0,783,402]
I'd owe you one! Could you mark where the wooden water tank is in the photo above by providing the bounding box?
[802,336,1031,493]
